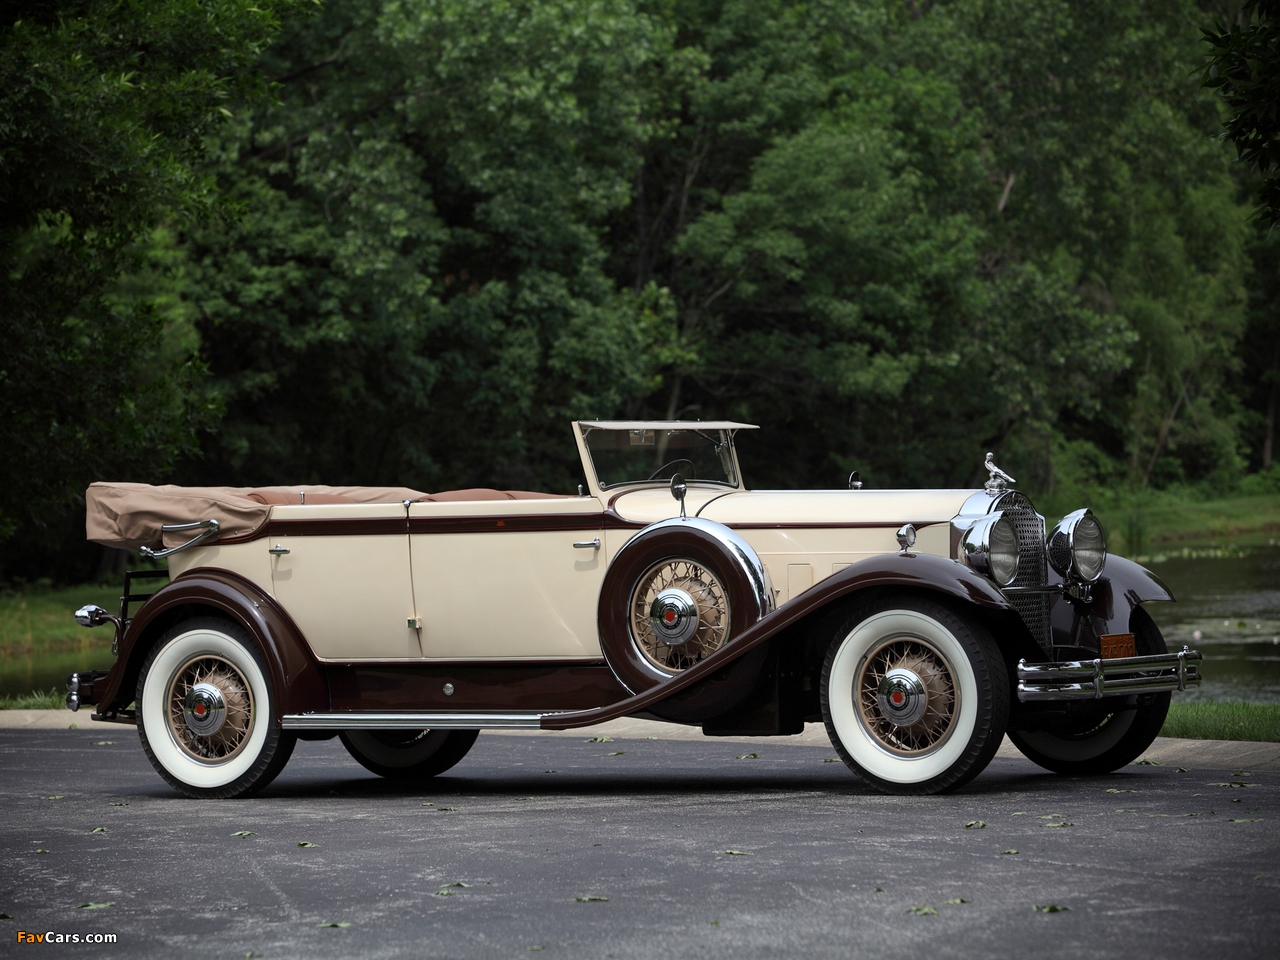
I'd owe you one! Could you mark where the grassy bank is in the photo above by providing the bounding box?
[1161,701,1280,743]
[0,688,64,710]
[1,583,121,656]
[1065,494,1280,557]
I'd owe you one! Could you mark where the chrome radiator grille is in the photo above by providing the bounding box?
[998,494,1052,654]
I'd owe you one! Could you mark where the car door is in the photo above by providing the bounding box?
[268,503,422,660]
[408,498,607,659]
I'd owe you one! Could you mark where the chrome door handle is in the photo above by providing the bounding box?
[573,538,601,550]
[269,544,291,555]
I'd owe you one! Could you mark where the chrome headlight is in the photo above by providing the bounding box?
[1047,508,1106,583]
[960,512,1021,587]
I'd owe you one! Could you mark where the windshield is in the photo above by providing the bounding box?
[583,427,739,489]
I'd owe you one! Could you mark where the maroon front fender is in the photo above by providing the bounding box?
[544,552,1012,729]
[93,568,328,720]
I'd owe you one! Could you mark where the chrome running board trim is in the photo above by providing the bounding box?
[1016,646,1202,702]
[282,711,550,730]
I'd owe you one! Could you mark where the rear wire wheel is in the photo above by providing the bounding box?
[137,616,295,799]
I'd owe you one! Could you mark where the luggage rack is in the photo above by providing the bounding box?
[119,569,169,646]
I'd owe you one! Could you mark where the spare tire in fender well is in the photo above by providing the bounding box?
[598,517,775,722]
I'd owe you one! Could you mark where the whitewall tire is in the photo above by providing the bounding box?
[821,597,1009,795]
[137,617,295,798]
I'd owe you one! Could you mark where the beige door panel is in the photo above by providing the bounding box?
[268,504,420,660]
[409,499,606,659]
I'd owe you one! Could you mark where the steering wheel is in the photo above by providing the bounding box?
[647,459,695,481]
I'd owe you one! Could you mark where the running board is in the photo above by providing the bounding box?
[281,711,551,730]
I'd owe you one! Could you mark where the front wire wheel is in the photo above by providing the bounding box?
[822,597,1009,795]
[137,617,295,799]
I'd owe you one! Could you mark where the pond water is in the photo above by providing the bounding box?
[2,550,1276,702]
[1144,546,1280,704]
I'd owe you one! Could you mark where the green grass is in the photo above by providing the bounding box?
[0,583,122,656]
[0,688,64,710]
[1087,494,1280,556]
[1161,701,1280,743]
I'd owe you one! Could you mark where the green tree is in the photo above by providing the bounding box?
[1203,0,1280,228]
[0,0,307,549]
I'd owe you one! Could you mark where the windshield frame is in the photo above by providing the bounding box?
[572,421,756,497]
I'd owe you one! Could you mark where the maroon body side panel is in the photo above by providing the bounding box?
[543,552,1013,729]
[93,568,329,720]
[328,662,628,712]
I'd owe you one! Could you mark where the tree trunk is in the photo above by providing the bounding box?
[1264,333,1280,471]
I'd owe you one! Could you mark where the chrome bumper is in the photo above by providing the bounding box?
[1016,646,1201,701]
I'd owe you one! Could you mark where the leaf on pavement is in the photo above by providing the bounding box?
[1033,904,1069,913]
[907,905,939,916]
[585,737,614,743]
[76,903,113,910]
[1228,818,1264,823]
[607,751,625,756]
[35,849,50,854]
[297,841,318,848]
[231,831,255,837]
[735,753,758,760]
[91,827,107,834]
[965,820,986,829]
[43,796,63,801]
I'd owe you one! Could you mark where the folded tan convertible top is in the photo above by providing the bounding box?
[86,482,430,552]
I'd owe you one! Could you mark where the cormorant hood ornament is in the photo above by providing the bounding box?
[984,452,1016,495]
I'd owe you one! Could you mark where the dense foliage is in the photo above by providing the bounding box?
[0,0,308,548]
[3,0,1278,580]
[1203,0,1280,228]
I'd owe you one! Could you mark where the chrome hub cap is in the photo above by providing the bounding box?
[649,588,699,646]
[630,559,730,673]
[166,656,254,764]
[182,682,228,737]
[856,637,957,755]
[876,668,928,727]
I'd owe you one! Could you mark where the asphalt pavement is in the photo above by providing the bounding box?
[1,729,1277,959]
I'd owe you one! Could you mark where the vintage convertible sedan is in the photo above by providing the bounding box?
[67,420,1201,798]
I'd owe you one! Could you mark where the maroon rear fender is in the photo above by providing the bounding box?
[545,551,1013,729]
[93,568,328,720]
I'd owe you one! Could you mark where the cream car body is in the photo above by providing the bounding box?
[67,420,1201,798]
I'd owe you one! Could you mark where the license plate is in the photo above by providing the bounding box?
[1100,633,1136,659]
